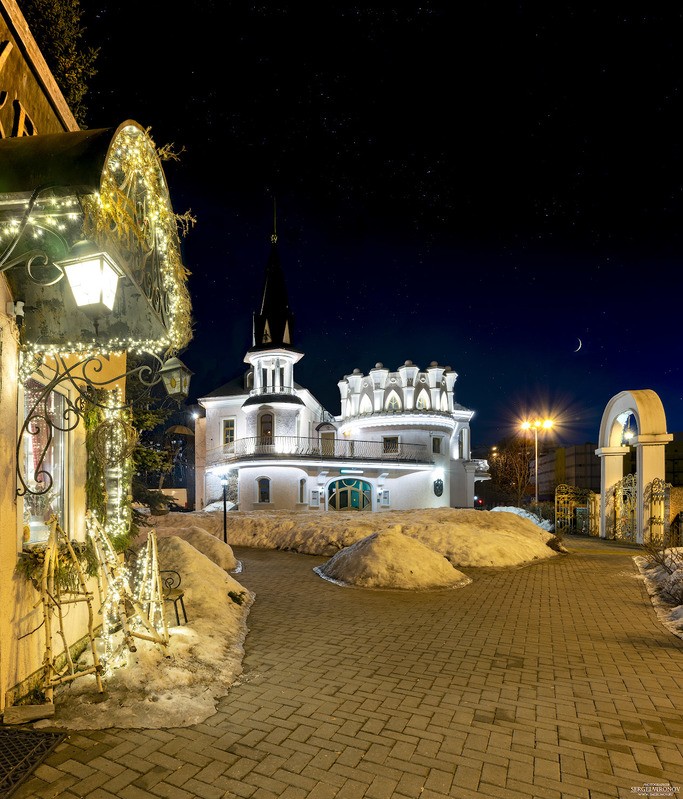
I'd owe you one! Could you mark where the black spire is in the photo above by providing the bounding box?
[249,230,296,352]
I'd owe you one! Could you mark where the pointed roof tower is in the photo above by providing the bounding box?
[248,230,298,353]
[243,213,304,408]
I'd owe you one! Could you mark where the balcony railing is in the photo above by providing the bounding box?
[207,435,431,467]
[249,386,298,397]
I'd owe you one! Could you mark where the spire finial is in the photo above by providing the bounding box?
[271,197,277,244]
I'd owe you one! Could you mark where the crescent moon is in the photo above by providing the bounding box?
[573,337,582,353]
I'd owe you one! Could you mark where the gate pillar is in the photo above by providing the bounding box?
[634,434,672,543]
[595,446,628,539]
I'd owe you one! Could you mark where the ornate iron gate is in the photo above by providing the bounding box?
[605,473,637,542]
[645,477,672,546]
[555,484,599,536]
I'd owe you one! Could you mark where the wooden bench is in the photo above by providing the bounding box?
[160,570,188,625]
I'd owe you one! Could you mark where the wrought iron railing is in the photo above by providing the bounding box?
[206,435,431,467]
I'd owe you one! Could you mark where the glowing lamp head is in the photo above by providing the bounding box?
[59,242,121,316]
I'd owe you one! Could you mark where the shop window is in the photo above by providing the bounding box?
[22,378,67,544]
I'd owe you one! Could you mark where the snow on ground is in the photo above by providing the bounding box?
[491,505,555,532]
[31,506,577,731]
[314,526,473,589]
[35,508,683,732]
[38,535,252,731]
[634,548,683,640]
[158,506,561,566]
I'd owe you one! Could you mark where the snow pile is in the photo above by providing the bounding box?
[159,507,561,567]
[314,526,472,590]
[34,507,564,731]
[40,536,252,731]
[144,523,239,571]
[634,547,683,639]
[491,506,555,532]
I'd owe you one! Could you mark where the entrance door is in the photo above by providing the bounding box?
[321,432,335,456]
[327,478,372,511]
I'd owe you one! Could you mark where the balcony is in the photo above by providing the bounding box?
[206,435,431,468]
[249,386,299,398]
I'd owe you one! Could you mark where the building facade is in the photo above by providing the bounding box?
[195,234,489,512]
[0,0,192,713]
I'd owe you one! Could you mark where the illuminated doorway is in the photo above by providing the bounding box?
[327,478,372,511]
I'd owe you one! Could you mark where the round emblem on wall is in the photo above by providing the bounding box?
[433,478,443,497]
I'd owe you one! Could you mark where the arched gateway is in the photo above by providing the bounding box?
[596,390,673,543]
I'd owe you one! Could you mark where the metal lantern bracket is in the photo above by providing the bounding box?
[18,352,192,498]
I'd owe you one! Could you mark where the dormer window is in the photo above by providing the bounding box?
[416,390,430,410]
[385,391,401,411]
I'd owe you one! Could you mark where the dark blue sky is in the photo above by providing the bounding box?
[81,3,683,447]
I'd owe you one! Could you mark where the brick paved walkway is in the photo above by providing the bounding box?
[14,534,683,799]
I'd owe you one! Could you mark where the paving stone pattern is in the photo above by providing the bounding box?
[14,534,683,798]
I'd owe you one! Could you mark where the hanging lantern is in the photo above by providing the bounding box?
[159,357,193,400]
[57,241,121,317]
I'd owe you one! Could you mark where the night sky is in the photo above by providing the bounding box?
[79,3,683,448]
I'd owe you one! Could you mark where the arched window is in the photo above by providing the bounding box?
[385,390,402,411]
[416,390,430,410]
[257,477,271,503]
[359,394,373,414]
[259,413,273,444]
[299,478,306,503]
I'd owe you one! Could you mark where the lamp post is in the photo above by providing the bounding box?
[521,418,554,504]
[221,475,229,544]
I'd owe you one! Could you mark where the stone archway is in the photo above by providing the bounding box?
[596,389,673,543]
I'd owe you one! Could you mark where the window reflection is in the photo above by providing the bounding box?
[23,379,66,543]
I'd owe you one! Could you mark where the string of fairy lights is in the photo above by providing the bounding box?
[4,123,193,364]
[6,124,193,674]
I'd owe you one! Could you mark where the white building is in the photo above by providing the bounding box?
[195,234,489,512]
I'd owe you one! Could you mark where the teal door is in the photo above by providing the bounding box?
[327,479,372,511]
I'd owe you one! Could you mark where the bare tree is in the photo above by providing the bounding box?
[488,437,532,508]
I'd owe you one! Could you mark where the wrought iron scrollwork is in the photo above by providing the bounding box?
[18,352,169,497]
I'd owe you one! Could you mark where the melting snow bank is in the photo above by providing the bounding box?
[156,507,562,568]
[491,506,555,532]
[36,536,253,731]
[314,527,472,589]
[633,550,683,641]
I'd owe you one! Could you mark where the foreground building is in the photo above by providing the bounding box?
[0,0,192,715]
[195,234,489,512]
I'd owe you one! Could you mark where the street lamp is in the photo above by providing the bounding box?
[221,475,229,544]
[521,418,554,504]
